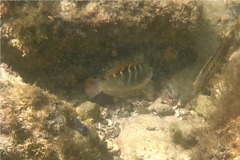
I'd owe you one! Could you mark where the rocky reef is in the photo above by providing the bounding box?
[1,0,240,160]
[0,63,107,160]
[1,0,200,100]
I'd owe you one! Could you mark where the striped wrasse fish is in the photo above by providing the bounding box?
[84,62,153,98]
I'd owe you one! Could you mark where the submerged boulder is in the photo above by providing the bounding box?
[0,63,104,160]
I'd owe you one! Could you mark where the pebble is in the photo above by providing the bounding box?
[100,107,109,119]
[109,143,119,154]
[106,119,113,127]
[178,108,190,117]
[148,97,173,114]
[105,139,114,150]
[97,131,106,142]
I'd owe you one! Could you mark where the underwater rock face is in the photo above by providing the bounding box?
[0,64,103,160]
[1,0,201,98]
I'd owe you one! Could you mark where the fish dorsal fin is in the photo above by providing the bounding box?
[104,62,141,79]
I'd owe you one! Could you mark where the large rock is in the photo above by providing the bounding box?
[117,114,192,160]
[0,63,104,160]
[194,95,216,118]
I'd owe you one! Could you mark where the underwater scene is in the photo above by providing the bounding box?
[1,0,240,160]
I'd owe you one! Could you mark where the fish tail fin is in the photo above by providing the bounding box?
[84,78,102,98]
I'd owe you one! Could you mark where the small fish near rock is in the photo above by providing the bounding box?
[72,118,89,136]
[85,62,154,99]
[193,17,240,95]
